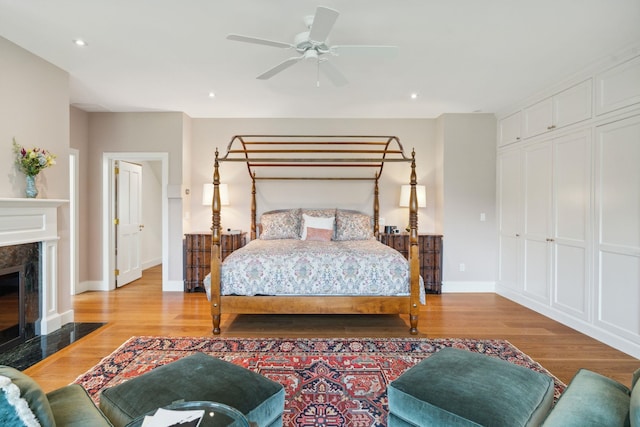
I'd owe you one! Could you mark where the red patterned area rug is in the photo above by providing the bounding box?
[75,337,565,427]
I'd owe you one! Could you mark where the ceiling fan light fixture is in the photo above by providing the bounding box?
[304,50,319,60]
[227,6,396,86]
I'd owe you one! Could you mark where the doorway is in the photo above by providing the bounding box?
[102,153,169,291]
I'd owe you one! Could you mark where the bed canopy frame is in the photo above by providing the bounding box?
[208,135,421,334]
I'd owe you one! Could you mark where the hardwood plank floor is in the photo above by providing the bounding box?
[24,265,638,392]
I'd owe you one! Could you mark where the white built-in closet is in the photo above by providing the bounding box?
[496,46,640,359]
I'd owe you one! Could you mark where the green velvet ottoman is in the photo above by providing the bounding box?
[99,353,284,427]
[387,347,555,426]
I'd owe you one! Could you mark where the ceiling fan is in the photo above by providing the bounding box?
[226,6,398,86]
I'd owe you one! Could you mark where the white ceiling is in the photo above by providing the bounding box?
[1,1,639,119]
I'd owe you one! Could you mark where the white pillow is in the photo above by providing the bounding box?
[301,214,335,240]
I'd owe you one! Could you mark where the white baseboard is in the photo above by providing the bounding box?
[497,287,640,359]
[76,280,109,293]
[163,279,184,292]
[142,258,162,270]
[442,281,496,293]
[60,309,74,326]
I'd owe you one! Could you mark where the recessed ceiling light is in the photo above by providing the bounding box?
[410,93,418,100]
[208,92,216,98]
[73,39,87,47]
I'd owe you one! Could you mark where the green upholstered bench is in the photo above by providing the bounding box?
[99,353,284,427]
[1,365,113,426]
[387,347,555,426]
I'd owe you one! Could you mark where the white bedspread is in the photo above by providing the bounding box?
[204,239,425,304]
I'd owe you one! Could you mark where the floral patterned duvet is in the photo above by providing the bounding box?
[205,239,425,304]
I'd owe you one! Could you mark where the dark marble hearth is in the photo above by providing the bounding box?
[0,322,105,371]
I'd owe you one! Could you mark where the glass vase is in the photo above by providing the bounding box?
[25,174,38,198]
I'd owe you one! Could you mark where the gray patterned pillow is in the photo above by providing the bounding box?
[301,208,336,218]
[259,209,301,239]
[335,210,375,241]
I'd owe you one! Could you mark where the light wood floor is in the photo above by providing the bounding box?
[25,265,638,392]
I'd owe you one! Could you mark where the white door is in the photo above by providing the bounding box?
[522,140,553,302]
[115,160,143,287]
[497,148,522,292]
[552,131,591,319]
[594,114,640,343]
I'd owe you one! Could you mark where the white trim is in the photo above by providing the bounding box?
[69,149,79,295]
[442,281,496,293]
[77,280,108,292]
[142,258,162,270]
[102,152,169,291]
[498,287,640,359]
[163,279,185,292]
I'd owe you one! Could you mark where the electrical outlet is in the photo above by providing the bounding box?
[459,263,466,272]
[480,212,486,222]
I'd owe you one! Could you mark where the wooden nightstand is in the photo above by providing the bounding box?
[379,233,443,294]
[184,232,247,292]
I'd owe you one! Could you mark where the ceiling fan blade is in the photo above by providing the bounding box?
[320,60,348,87]
[257,56,304,80]
[226,34,293,49]
[331,45,399,58]
[308,6,339,43]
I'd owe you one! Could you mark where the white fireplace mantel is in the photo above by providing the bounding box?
[0,198,69,334]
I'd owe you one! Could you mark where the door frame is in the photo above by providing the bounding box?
[69,149,79,295]
[102,152,169,291]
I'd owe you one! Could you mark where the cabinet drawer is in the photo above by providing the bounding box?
[188,234,211,250]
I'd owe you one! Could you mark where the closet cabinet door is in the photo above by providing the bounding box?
[553,79,592,128]
[522,141,553,302]
[552,131,592,319]
[596,55,640,115]
[497,148,522,292]
[523,80,592,139]
[523,98,553,139]
[498,111,522,147]
[595,115,640,344]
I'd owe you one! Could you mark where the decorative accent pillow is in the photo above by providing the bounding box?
[259,209,301,240]
[0,368,53,427]
[0,375,42,427]
[335,210,375,241]
[305,227,333,241]
[301,214,335,240]
[301,208,336,218]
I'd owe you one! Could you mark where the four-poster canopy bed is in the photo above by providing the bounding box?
[206,135,423,334]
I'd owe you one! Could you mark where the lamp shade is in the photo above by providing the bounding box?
[399,185,426,208]
[202,183,229,206]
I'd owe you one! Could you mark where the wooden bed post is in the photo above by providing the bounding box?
[408,150,420,334]
[373,174,380,238]
[210,149,222,334]
[250,172,257,240]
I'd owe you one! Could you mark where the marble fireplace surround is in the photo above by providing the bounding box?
[0,198,69,335]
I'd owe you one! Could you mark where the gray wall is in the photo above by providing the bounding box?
[438,114,497,290]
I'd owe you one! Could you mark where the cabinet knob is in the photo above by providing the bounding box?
[546,238,555,242]
[547,125,556,130]
[516,137,521,140]
[515,233,520,237]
